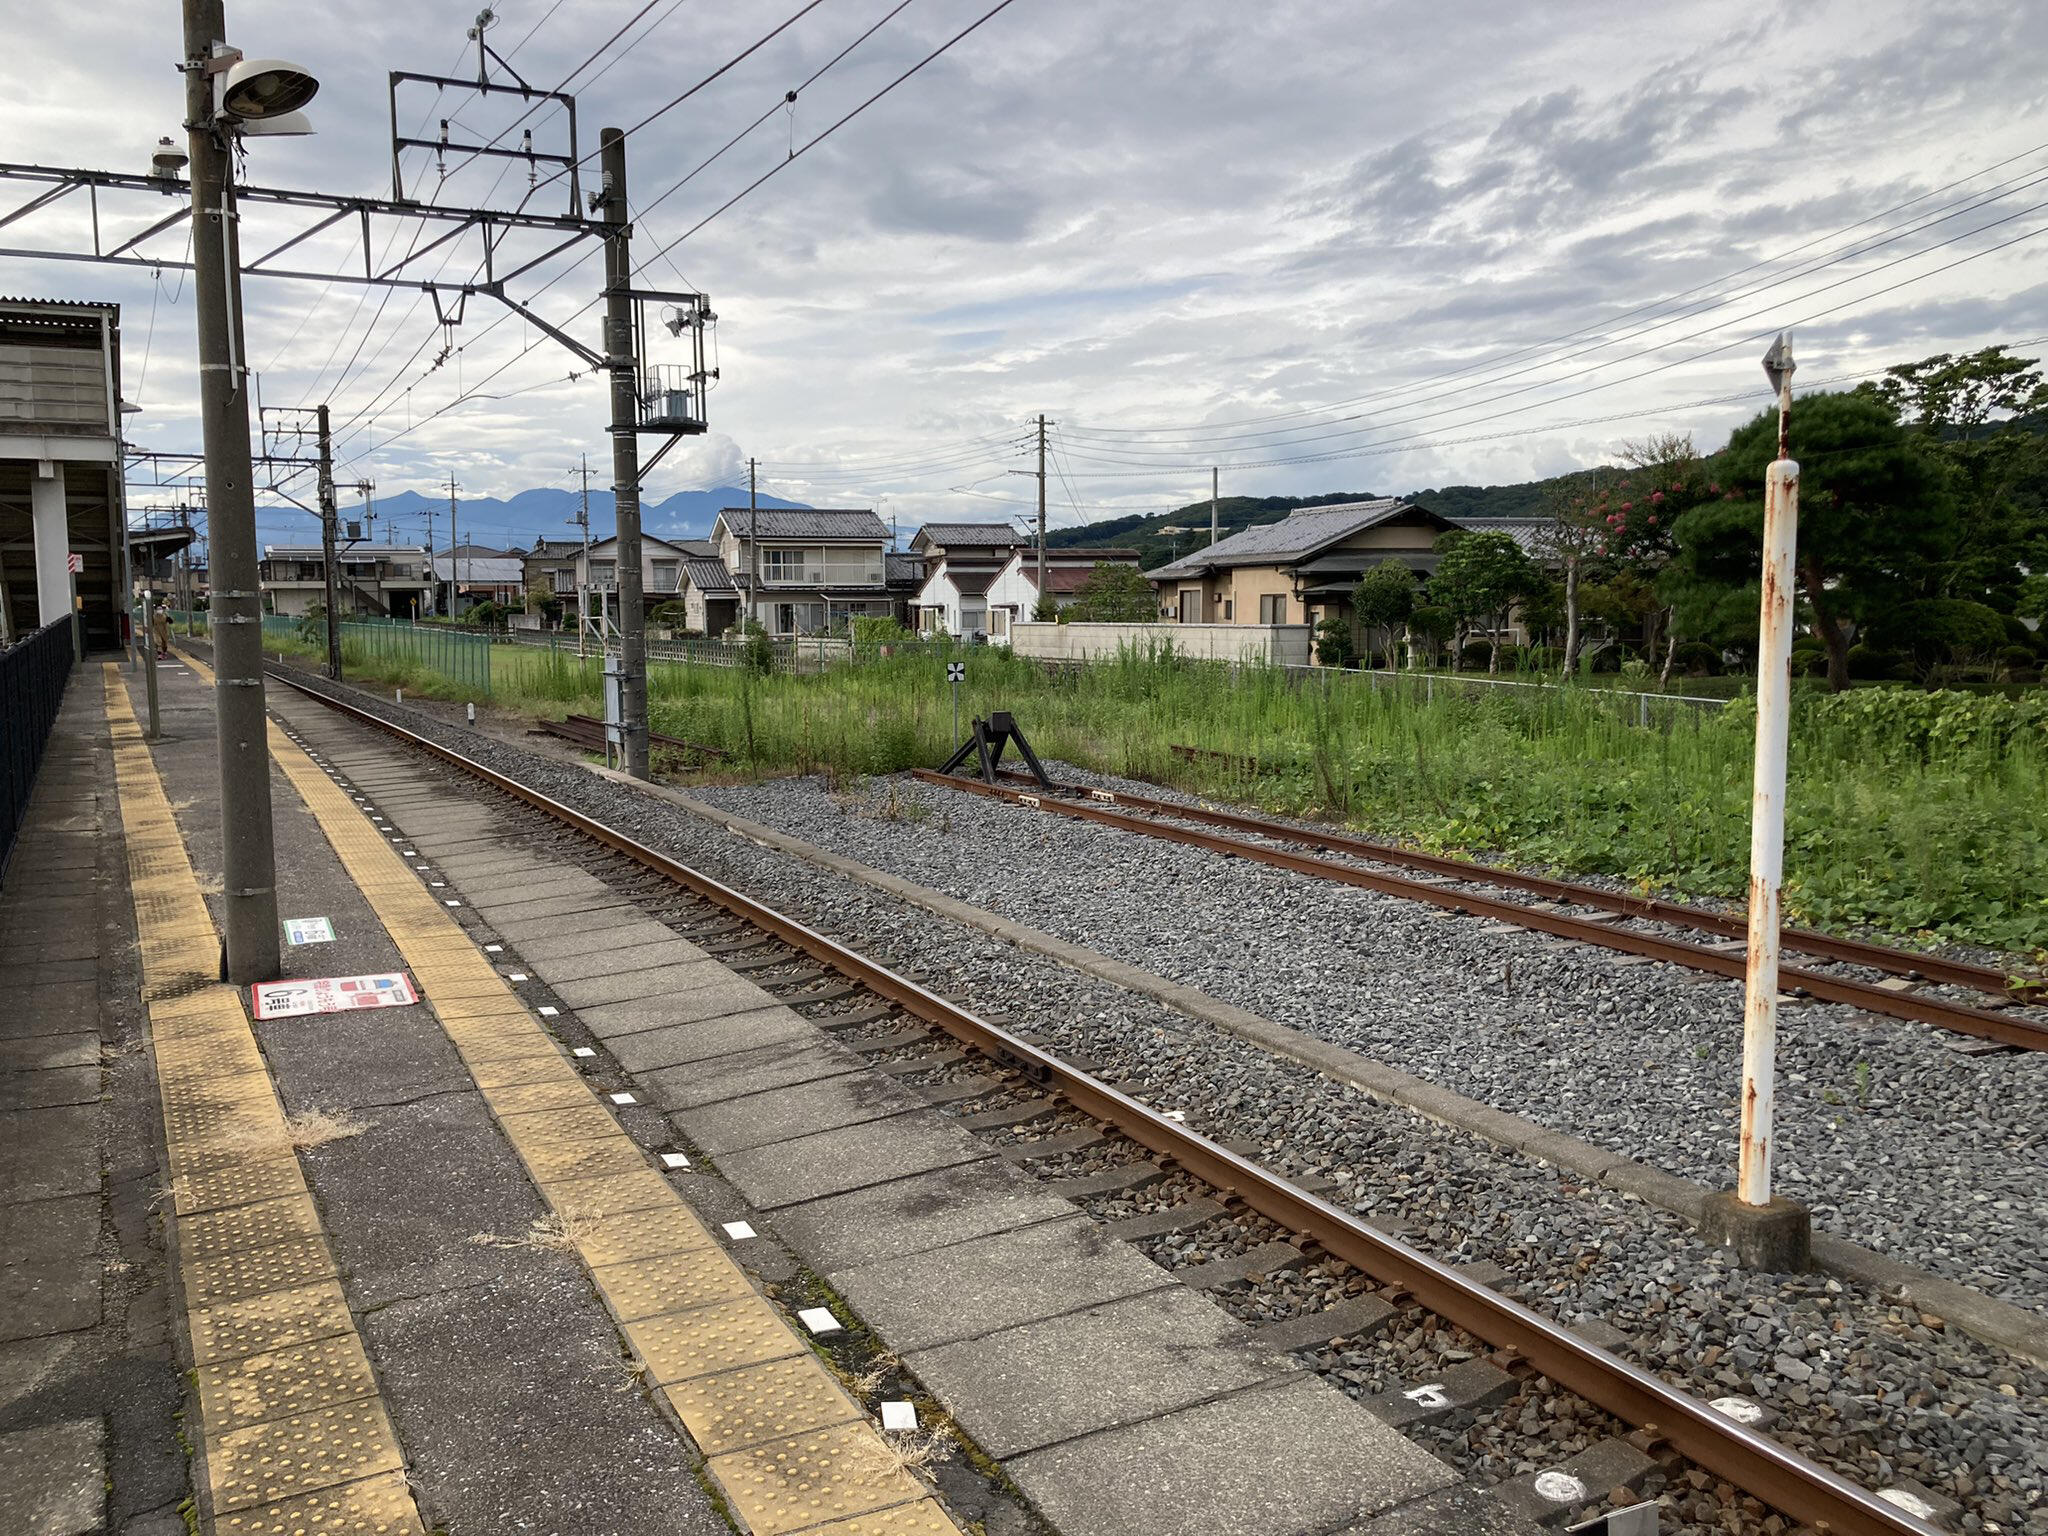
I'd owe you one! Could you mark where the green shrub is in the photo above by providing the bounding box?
[1314,617,1356,668]
[1458,642,1492,670]
[1672,640,1721,676]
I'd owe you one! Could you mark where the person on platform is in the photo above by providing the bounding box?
[152,602,172,659]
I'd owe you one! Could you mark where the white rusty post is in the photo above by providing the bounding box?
[1737,335,1798,1208]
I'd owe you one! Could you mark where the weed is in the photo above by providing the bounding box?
[468,1214,585,1252]
[1854,1059,1872,1107]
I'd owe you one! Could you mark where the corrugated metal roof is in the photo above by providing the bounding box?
[1147,499,1420,579]
[684,556,736,593]
[717,507,887,540]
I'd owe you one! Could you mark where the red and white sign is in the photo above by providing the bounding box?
[66,552,83,573]
[251,972,419,1021]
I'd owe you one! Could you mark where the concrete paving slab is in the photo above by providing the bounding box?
[1009,1376,1458,1536]
[492,904,659,943]
[830,1215,1173,1353]
[641,1038,866,1112]
[578,978,781,1040]
[0,1194,99,1258]
[3,987,99,1040]
[770,1157,1078,1274]
[0,1417,105,1536]
[525,937,706,985]
[0,1067,102,1112]
[906,1286,1296,1458]
[0,1033,100,1074]
[672,1070,930,1156]
[552,960,738,1011]
[466,890,635,925]
[255,1008,475,1114]
[509,922,683,964]
[716,1111,994,1212]
[362,1249,725,1535]
[0,1258,101,1341]
[606,1008,815,1075]
[464,874,617,912]
[1345,1483,1547,1534]
[289,1091,562,1309]
[0,1106,101,1204]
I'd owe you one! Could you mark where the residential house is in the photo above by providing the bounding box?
[906,521,1024,563]
[259,543,432,619]
[431,545,523,615]
[711,507,891,635]
[885,551,925,628]
[522,537,582,613]
[984,547,1142,642]
[1146,499,1463,630]
[680,553,739,636]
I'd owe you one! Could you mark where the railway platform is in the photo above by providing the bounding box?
[2,654,1541,1535]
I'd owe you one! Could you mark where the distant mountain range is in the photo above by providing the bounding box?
[251,485,812,551]
[244,474,1566,559]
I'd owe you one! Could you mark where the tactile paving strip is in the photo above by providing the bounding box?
[260,702,969,1536]
[101,669,425,1536]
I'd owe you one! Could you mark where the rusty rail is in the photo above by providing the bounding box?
[991,768,2040,1006]
[269,667,1944,1536]
[534,713,729,760]
[915,769,2047,1053]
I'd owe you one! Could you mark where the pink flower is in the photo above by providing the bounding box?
[1647,515,1657,525]
[1708,482,1721,494]
[1650,491,1665,505]
[1619,500,1634,512]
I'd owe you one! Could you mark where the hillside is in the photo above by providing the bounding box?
[1046,477,1573,569]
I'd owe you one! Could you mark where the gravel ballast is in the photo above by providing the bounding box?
[264,673,2048,1535]
[679,768,2048,1320]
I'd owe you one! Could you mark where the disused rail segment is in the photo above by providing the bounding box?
[912,769,2048,1054]
[266,669,1945,1536]
[1003,766,2041,1006]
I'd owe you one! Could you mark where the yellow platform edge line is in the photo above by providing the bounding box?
[258,679,969,1536]
[100,665,428,1536]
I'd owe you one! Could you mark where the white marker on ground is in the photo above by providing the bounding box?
[797,1308,841,1335]
[879,1401,918,1432]
[721,1221,756,1240]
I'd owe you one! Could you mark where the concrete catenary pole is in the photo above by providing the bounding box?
[316,403,341,679]
[1210,466,1218,546]
[1035,414,1047,596]
[574,452,592,656]
[748,456,759,633]
[183,0,279,984]
[599,127,649,779]
[446,472,459,617]
[1738,332,1799,1209]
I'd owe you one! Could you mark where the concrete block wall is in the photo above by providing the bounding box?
[1013,622,1312,666]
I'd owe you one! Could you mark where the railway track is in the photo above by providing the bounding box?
[908,767,2048,1053]
[267,666,1953,1536]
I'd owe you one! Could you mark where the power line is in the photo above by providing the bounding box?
[1058,159,2048,458]
[1063,137,2048,442]
[637,0,1022,260]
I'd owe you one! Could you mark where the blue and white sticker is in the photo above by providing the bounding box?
[282,916,336,946]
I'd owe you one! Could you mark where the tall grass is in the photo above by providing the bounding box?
[276,633,2048,953]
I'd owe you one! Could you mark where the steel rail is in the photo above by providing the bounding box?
[985,768,2041,1005]
[268,667,1942,1536]
[914,770,2048,1053]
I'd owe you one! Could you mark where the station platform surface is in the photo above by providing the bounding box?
[1,654,1498,1536]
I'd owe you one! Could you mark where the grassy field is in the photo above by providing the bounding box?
[264,631,2048,956]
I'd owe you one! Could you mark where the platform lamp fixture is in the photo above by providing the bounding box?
[182,2,323,989]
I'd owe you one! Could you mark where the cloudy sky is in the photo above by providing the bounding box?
[5,0,2045,546]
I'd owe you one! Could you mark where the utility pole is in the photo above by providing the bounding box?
[445,472,459,618]
[316,403,340,679]
[600,126,650,780]
[1034,414,1048,596]
[1210,467,1219,546]
[422,496,436,614]
[748,456,760,633]
[184,0,279,985]
[573,452,592,656]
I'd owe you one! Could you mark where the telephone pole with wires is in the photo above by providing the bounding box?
[445,472,460,617]
[1035,414,1048,595]
[573,452,593,656]
[748,457,760,633]
[600,126,651,781]
[316,404,340,678]
[1209,467,1219,547]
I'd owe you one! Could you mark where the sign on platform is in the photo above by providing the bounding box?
[946,662,965,683]
[282,916,336,946]
[66,552,83,573]
[251,972,418,1020]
